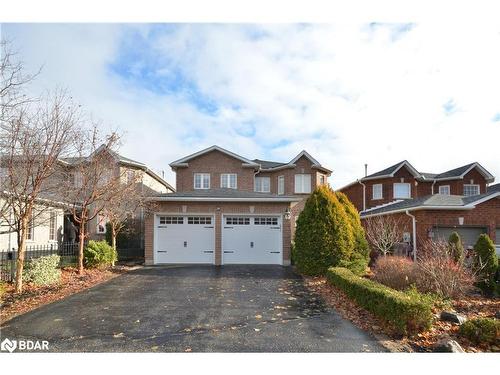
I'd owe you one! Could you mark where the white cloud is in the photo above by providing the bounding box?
[2,23,500,188]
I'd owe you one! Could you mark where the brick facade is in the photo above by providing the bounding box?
[341,165,489,212]
[360,197,500,253]
[145,201,294,266]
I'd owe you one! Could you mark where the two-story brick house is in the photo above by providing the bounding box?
[145,145,331,266]
[339,161,499,256]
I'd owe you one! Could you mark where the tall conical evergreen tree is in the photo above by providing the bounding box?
[294,185,355,275]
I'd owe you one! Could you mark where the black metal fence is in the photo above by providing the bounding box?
[0,242,79,282]
[0,242,144,282]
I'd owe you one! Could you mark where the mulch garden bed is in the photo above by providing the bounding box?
[304,276,500,353]
[0,265,137,324]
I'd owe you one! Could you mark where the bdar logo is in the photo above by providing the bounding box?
[1,338,17,353]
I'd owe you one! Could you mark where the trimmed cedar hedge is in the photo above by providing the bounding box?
[326,267,434,335]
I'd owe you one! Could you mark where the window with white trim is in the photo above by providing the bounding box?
[226,217,250,225]
[221,173,237,189]
[49,211,57,241]
[438,185,450,195]
[254,217,278,225]
[255,177,270,193]
[26,216,34,241]
[159,216,184,225]
[194,173,210,189]
[278,176,285,195]
[372,184,383,200]
[97,214,107,234]
[463,184,480,196]
[319,175,326,185]
[294,174,311,193]
[393,183,411,199]
[126,169,136,184]
[187,216,212,225]
[73,171,83,188]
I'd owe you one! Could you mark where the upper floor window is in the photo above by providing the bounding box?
[463,184,480,196]
[294,174,311,194]
[278,176,285,195]
[372,184,383,200]
[126,169,136,184]
[26,215,34,241]
[394,183,411,199]
[49,211,57,241]
[319,175,326,185]
[438,185,450,195]
[220,173,237,189]
[97,214,107,234]
[73,171,83,188]
[255,176,270,193]
[194,173,210,189]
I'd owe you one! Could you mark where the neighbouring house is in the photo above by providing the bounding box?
[0,197,65,251]
[0,146,174,254]
[145,145,332,265]
[59,146,175,247]
[339,161,499,256]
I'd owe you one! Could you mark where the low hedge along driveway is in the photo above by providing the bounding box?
[327,267,434,335]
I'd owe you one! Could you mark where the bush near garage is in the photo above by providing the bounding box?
[448,231,465,264]
[294,185,355,276]
[22,254,61,286]
[459,318,500,345]
[336,191,370,275]
[326,267,434,335]
[473,234,499,295]
[372,256,416,291]
[84,240,117,269]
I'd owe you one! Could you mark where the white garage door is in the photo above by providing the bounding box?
[154,215,215,264]
[222,216,282,265]
[434,226,487,249]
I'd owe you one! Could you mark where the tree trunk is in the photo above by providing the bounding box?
[14,216,28,293]
[78,219,86,275]
[111,225,116,267]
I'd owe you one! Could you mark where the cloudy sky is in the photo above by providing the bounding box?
[2,23,499,188]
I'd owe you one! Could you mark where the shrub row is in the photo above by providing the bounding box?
[326,267,434,335]
[84,240,117,268]
[459,318,500,345]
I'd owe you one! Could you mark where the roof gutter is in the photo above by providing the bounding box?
[361,205,475,218]
[148,196,302,202]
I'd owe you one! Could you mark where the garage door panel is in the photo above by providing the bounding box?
[155,215,215,264]
[434,227,487,249]
[222,216,282,265]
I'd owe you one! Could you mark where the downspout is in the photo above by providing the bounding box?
[405,210,417,261]
[357,179,366,211]
[431,179,436,195]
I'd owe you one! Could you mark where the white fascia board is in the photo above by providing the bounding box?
[360,205,474,218]
[289,150,321,166]
[391,161,421,178]
[464,191,500,207]
[259,164,296,172]
[148,196,302,202]
[169,145,259,167]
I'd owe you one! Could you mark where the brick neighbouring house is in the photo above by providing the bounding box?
[145,145,332,266]
[339,161,499,257]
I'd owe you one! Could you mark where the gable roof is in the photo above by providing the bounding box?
[363,160,420,180]
[360,190,500,217]
[60,145,174,192]
[432,162,495,182]
[488,183,500,193]
[169,145,260,169]
[169,145,332,175]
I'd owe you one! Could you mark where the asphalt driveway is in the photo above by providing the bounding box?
[0,265,386,352]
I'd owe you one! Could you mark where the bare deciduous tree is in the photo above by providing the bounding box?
[63,129,131,274]
[0,91,81,292]
[102,171,148,257]
[364,215,404,256]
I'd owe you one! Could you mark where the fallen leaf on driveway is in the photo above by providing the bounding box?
[255,314,262,319]
[254,328,261,332]
[113,332,124,338]
[185,347,192,352]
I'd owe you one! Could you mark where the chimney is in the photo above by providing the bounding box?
[364,164,368,177]
[161,170,165,178]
